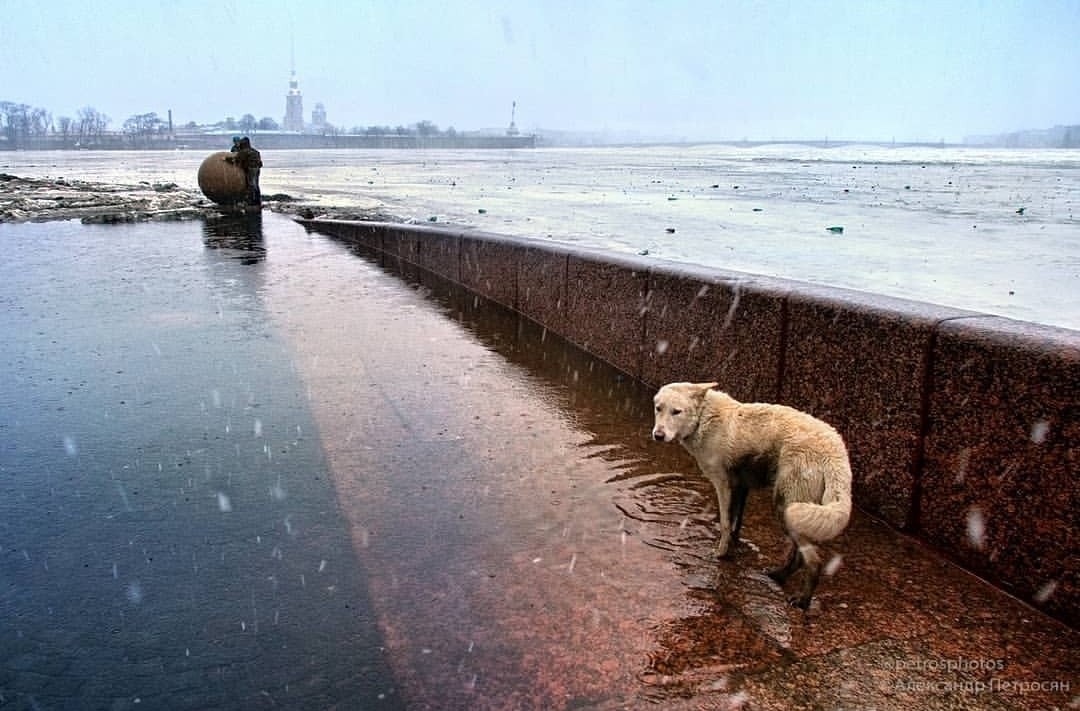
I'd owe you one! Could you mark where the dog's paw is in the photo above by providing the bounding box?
[788,594,812,611]
[766,566,790,584]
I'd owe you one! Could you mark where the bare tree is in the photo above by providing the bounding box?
[76,106,110,145]
[29,107,52,137]
[56,116,73,146]
[123,112,168,146]
[1,102,28,147]
[1,101,21,146]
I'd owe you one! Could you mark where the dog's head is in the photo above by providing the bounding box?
[652,381,718,443]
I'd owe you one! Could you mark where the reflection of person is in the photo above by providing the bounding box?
[225,136,262,207]
[202,212,265,264]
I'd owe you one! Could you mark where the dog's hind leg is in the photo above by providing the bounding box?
[767,537,821,609]
[768,489,803,584]
[791,542,822,610]
[766,538,802,585]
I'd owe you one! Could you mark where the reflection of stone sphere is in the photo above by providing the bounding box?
[197,152,248,204]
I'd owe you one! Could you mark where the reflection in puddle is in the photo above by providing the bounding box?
[201,211,265,263]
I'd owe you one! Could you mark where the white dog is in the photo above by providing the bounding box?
[652,382,852,609]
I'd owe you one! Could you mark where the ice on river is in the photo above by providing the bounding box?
[3,145,1077,330]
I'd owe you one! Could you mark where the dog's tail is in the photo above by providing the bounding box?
[784,471,852,543]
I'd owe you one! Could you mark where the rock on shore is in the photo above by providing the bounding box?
[0,173,217,223]
[0,173,404,225]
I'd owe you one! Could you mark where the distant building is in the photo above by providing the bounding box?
[283,70,304,132]
[312,102,327,132]
[964,124,1080,148]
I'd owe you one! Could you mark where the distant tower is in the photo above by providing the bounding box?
[506,101,519,137]
[312,102,327,130]
[283,67,304,132]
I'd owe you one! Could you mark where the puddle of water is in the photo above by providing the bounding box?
[261,230,759,708]
[0,215,402,709]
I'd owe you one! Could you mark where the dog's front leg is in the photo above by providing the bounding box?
[710,472,734,557]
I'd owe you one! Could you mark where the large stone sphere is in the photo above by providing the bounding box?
[197,151,248,204]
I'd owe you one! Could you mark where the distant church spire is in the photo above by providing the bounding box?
[506,101,519,137]
[283,42,304,132]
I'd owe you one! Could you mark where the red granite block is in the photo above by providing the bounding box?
[347,221,384,251]
[920,316,1080,626]
[424,267,526,360]
[517,245,569,335]
[642,261,787,401]
[382,226,420,263]
[562,252,650,379]
[460,234,519,310]
[779,286,971,529]
[415,230,458,282]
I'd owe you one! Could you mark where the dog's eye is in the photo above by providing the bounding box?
[655,405,662,412]
[671,408,682,415]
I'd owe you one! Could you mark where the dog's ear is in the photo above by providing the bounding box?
[686,380,721,395]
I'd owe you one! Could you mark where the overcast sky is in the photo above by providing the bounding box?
[3,0,1077,142]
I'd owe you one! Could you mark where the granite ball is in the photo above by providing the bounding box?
[197,151,248,205]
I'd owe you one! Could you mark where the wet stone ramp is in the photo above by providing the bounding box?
[0,213,1074,710]
[275,223,1076,710]
[262,228,687,709]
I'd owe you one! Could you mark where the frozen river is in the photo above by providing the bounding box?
[3,144,1078,330]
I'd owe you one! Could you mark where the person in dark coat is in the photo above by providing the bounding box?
[225,136,262,206]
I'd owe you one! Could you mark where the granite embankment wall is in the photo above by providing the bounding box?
[306,219,1079,628]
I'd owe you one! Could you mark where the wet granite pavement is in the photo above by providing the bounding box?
[0,212,1076,709]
